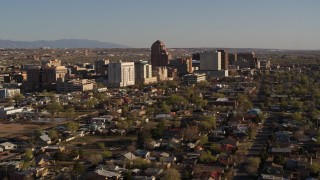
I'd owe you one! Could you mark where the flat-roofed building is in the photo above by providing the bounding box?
[57,79,95,92]
[182,73,206,85]
[108,61,135,87]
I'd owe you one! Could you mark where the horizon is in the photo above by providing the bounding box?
[0,0,319,50]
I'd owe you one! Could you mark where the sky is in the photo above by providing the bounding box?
[0,0,320,50]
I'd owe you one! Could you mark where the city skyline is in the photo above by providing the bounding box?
[0,0,320,50]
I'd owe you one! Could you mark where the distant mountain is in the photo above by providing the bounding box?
[0,39,129,48]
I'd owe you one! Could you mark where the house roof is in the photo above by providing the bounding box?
[123,152,137,160]
[0,142,15,147]
[271,148,292,153]
[95,169,120,177]
[40,135,51,142]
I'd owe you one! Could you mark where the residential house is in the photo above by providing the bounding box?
[0,142,17,150]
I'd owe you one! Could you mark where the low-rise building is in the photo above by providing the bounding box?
[182,73,206,84]
[0,88,20,99]
[57,79,95,92]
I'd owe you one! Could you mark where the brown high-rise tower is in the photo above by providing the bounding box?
[151,40,170,67]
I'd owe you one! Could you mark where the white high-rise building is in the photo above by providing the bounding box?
[135,61,157,84]
[108,61,135,87]
[199,51,221,71]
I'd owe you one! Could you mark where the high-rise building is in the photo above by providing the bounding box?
[108,61,135,87]
[24,59,68,91]
[151,40,171,67]
[217,50,229,70]
[94,59,109,75]
[134,61,157,84]
[169,57,193,76]
[199,51,222,71]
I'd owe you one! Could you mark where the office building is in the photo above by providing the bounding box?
[199,51,222,71]
[151,40,171,67]
[57,79,95,92]
[24,59,68,91]
[94,59,109,75]
[108,61,135,87]
[134,61,157,84]
[217,50,229,70]
[183,73,206,85]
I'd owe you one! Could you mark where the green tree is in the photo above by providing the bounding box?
[65,107,76,120]
[47,101,63,117]
[73,161,85,178]
[24,149,33,161]
[199,115,216,130]
[66,121,80,132]
[161,168,181,180]
[199,151,217,163]
[102,151,113,158]
[245,157,261,175]
[48,129,59,140]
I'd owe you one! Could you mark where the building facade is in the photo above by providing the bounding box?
[0,89,20,99]
[108,61,135,87]
[200,51,222,71]
[151,40,171,67]
[134,61,157,84]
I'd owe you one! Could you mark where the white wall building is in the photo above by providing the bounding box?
[135,61,157,84]
[108,61,135,87]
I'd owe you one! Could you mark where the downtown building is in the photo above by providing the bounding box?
[107,61,135,87]
[24,59,68,91]
[197,51,228,77]
[151,40,171,67]
[134,61,157,84]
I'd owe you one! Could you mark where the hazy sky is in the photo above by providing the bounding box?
[0,0,320,49]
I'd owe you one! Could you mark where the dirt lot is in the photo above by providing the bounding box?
[0,123,43,138]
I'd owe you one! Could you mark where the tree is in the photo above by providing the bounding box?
[245,157,261,175]
[97,142,105,150]
[273,155,285,165]
[310,162,320,174]
[182,126,199,141]
[66,121,80,132]
[47,101,63,117]
[73,161,85,178]
[12,94,24,105]
[210,143,222,154]
[102,151,113,158]
[24,149,33,161]
[48,129,59,140]
[65,107,76,120]
[198,135,208,145]
[199,151,217,163]
[199,115,216,130]
[161,168,181,180]
[87,154,102,165]
[292,112,303,121]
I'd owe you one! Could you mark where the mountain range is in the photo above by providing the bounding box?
[0,39,129,48]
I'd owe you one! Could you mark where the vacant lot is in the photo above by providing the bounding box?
[0,123,42,138]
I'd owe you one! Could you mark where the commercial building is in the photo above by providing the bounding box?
[0,88,20,99]
[134,61,157,84]
[151,40,171,67]
[57,79,95,92]
[169,57,193,76]
[217,50,229,70]
[108,61,135,87]
[182,73,206,85]
[24,60,68,91]
[94,59,109,75]
[257,59,271,69]
[152,67,168,81]
[200,51,222,71]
